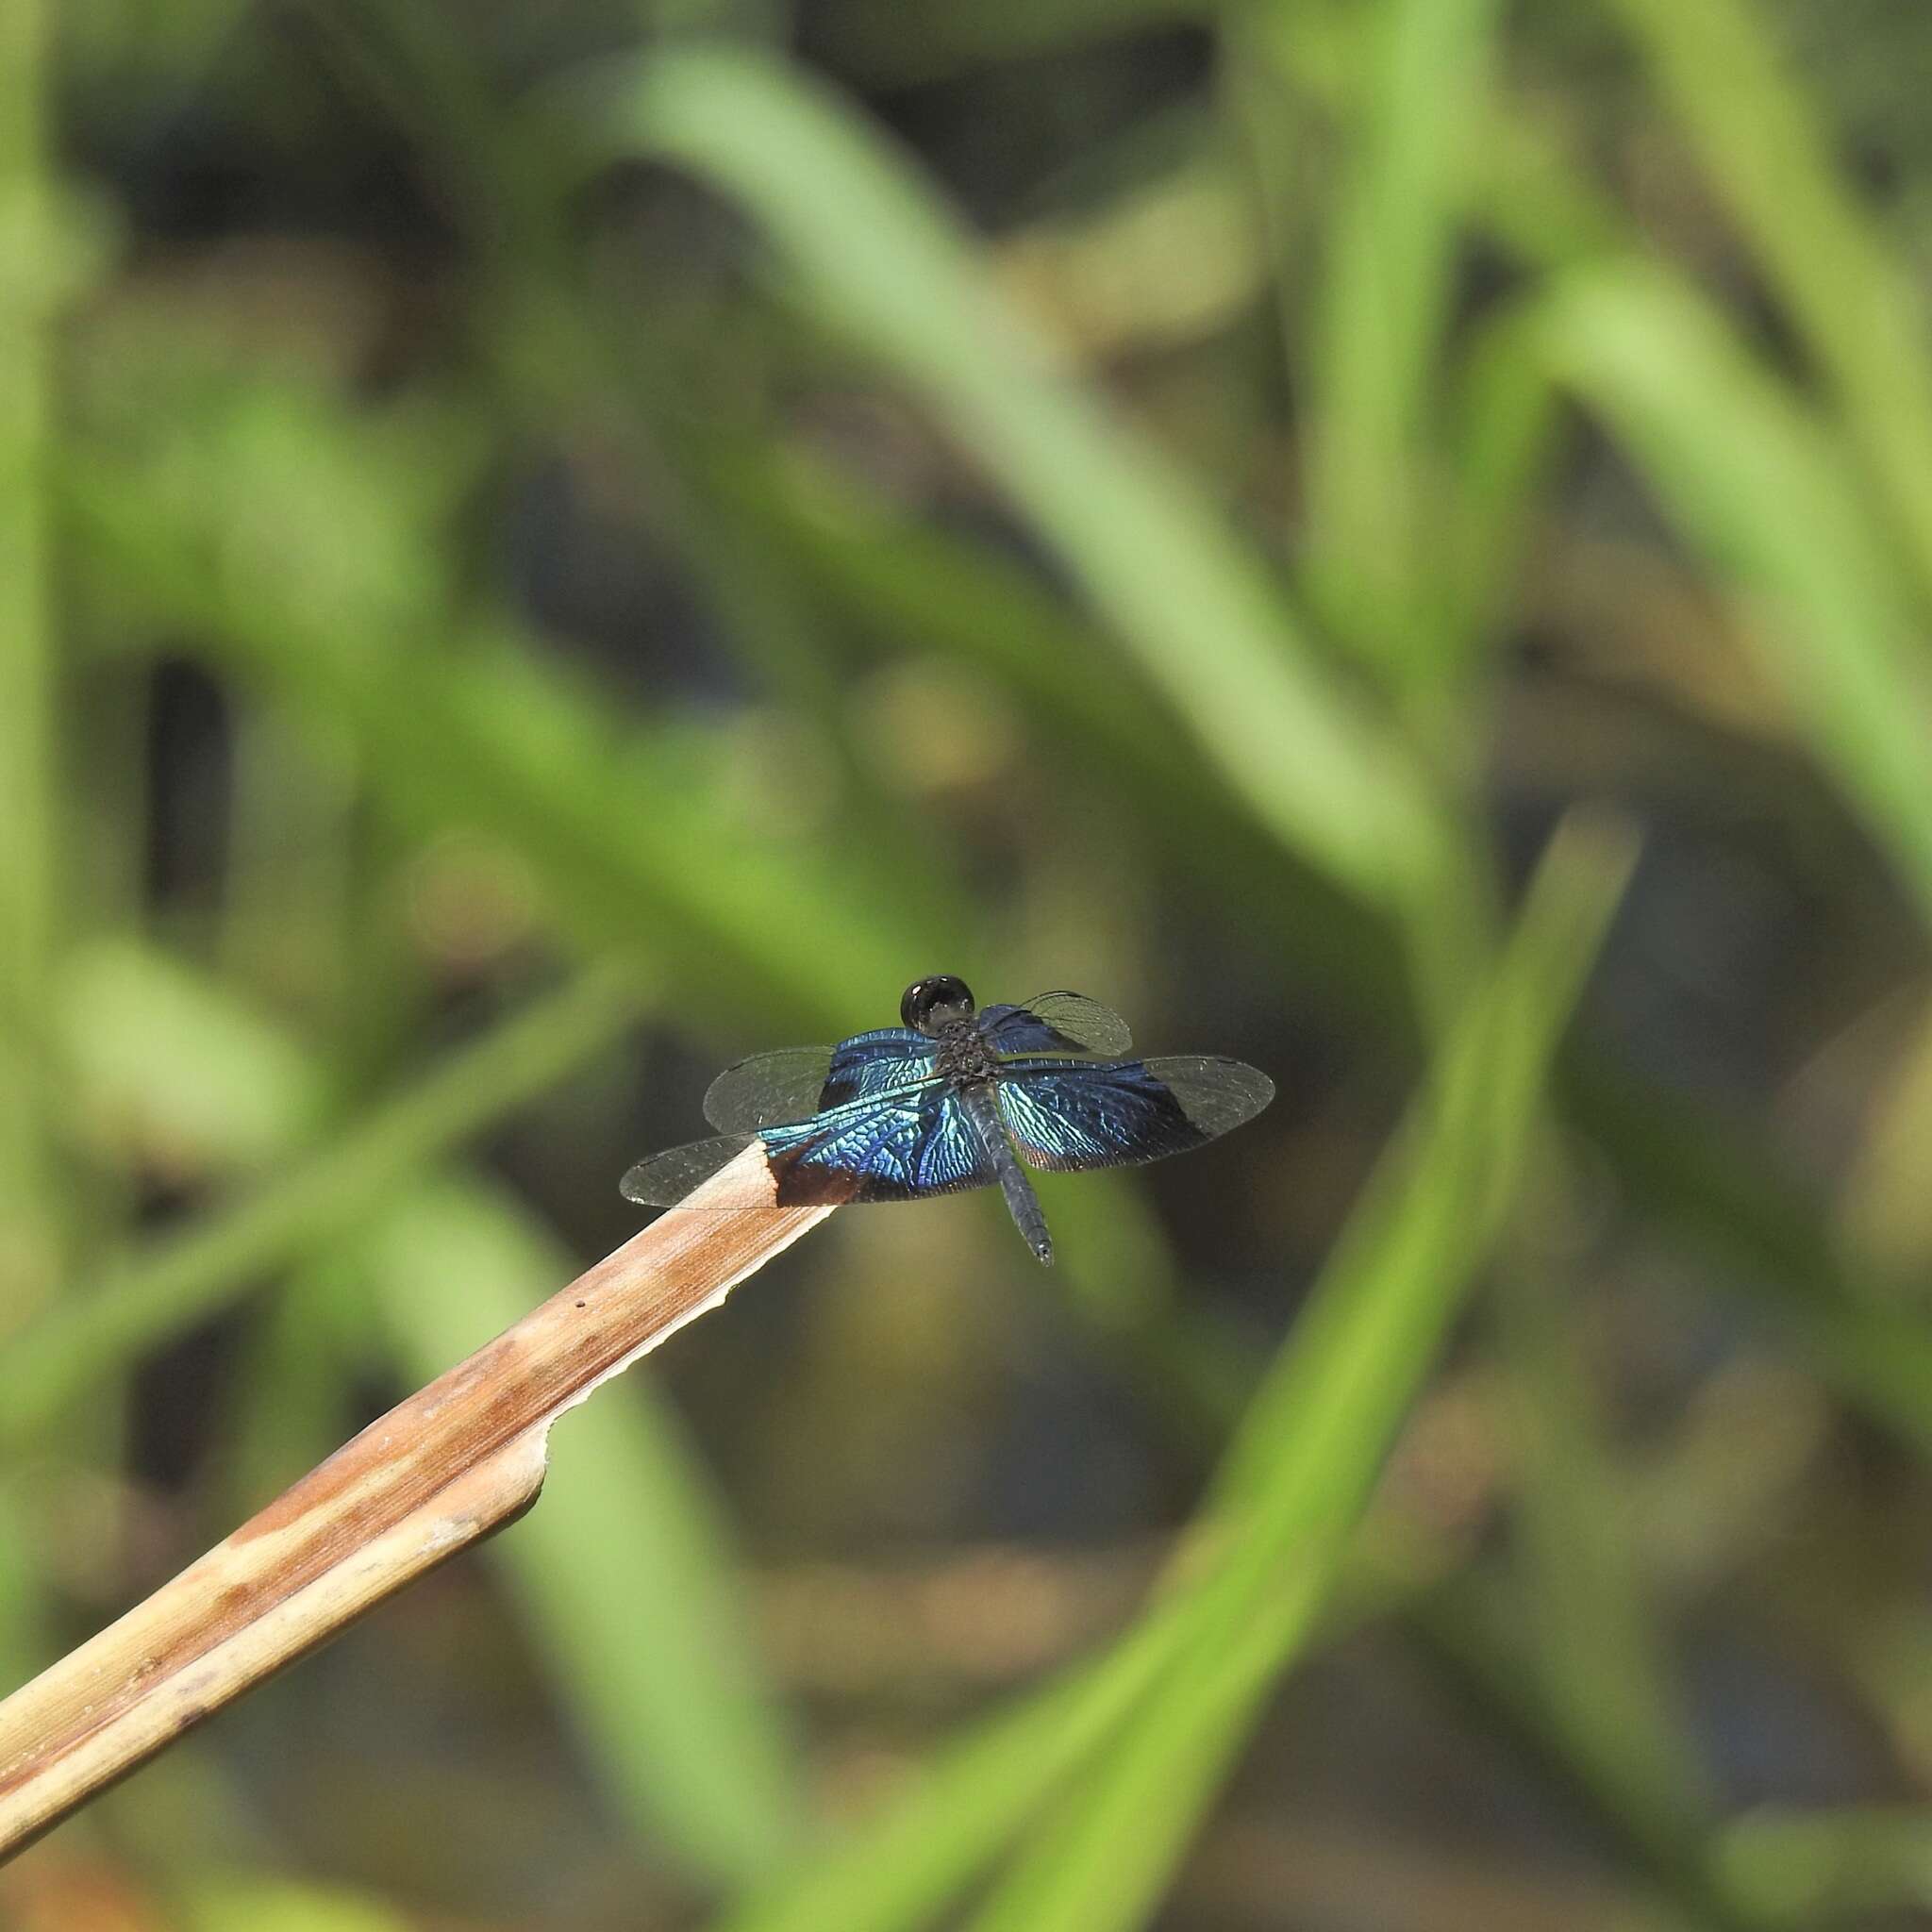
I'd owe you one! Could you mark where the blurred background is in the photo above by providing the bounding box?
[6,0,1932,1927]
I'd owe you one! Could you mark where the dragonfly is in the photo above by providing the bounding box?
[621,974,1274,1266]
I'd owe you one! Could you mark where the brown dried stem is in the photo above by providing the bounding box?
[0,1149,830,1859]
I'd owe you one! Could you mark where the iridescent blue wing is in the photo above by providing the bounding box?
[821,1029,941,1110]
[979,991,1133,1058]
[995,1056,1274,1172]
[623,1084,995,1208]
[704,1028,936,1132]
[765,1085,993,1203]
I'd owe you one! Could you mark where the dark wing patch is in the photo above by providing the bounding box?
[996,1056,1274,1172]
[980,991,1133,1058]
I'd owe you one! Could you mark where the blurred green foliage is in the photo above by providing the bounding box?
[6,0,1932,1927]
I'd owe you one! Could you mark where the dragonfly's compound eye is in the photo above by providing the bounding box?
[902,974,975,1034]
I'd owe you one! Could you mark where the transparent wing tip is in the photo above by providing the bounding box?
[1156,1056,1275,1136]
[620,1135,761,1208]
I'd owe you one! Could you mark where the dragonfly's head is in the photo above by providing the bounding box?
[901,974,976,1036]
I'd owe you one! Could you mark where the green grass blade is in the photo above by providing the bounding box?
[61,937,329,1172]
[35,936,803,1890]
[1295,0,1504,681]
[1715,1805,1932,1922]
[966,811,1635,1932]
[313,1,878,768]
[1540,263,1932,927]
[1461,96,1631,273]
[0,960,644,1441]
[717,1602,1198,1932]
[599,43,1448,915]
[222,1253,373,1515]
[65,447,954,1041]
[1564,1051,1932,1460]
[713,430,1932,1463]
[370,1178,806,1890]
[1438,303,1564,666]
[713,799,1633,1932]
[1403,1585,1771,1930]
[0,1485,42,1690]
[700,440,1410,1017]
[1493,1187,1709,1842]
[0,0,59,1329]
[1838,993,1932,1275]
[1607,0,1932,609]
[186,1876,417,1932]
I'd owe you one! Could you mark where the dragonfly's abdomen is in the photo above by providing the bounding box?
[958,1080,1053,1266]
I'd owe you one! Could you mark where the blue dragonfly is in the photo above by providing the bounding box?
[621,974,1274,1265]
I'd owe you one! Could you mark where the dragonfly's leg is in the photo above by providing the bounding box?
[960,1084,1053,1265]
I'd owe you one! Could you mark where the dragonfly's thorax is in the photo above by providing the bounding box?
[935,1017,1000,1088]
